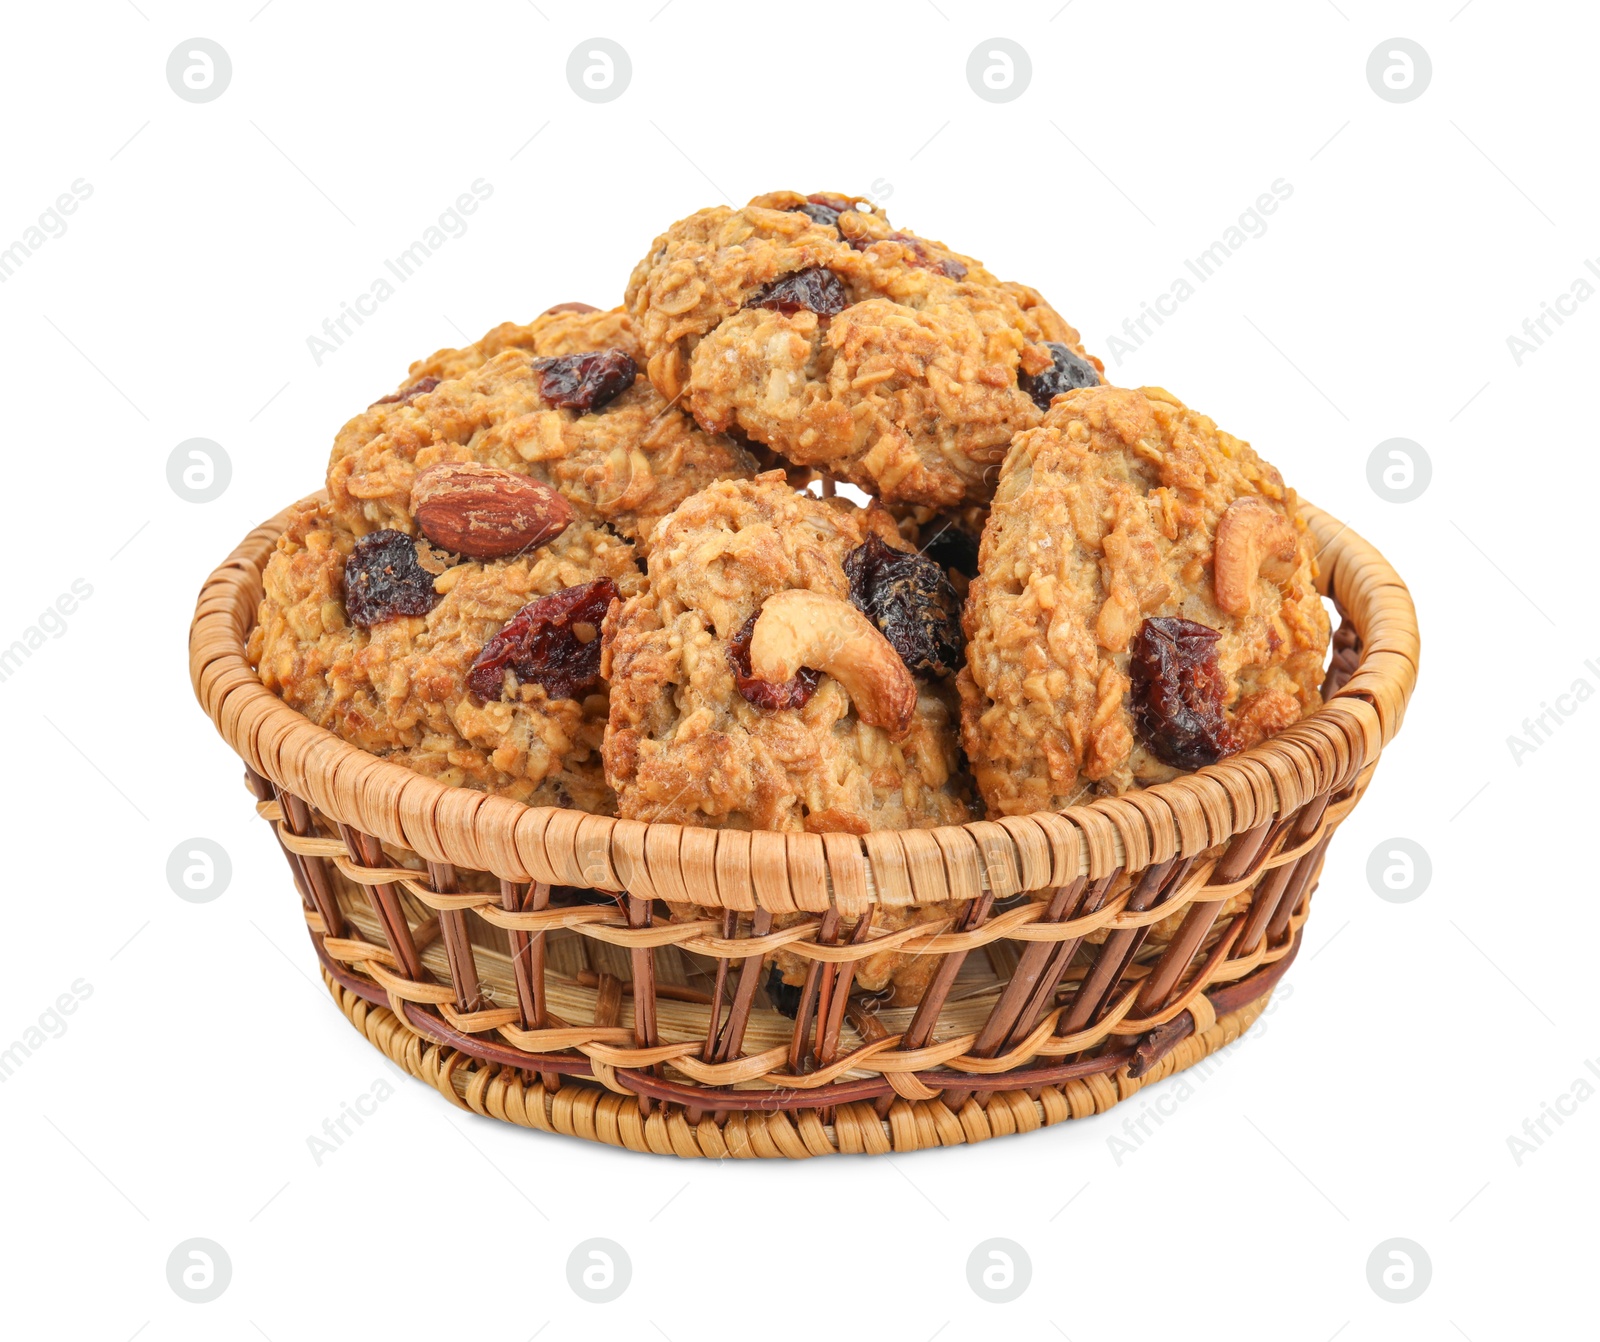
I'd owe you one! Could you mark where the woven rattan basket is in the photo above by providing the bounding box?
[189,495,1417,1158]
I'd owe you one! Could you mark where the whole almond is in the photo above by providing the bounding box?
[411,463,573,560]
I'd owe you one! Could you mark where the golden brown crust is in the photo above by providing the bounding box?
[327,309,755,553]
[247,502,644,811]
[600,473,977,833]
[624,192,1097,507]
[959,385,1330,814]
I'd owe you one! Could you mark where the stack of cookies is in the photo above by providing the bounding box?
[250,190,1330,1004]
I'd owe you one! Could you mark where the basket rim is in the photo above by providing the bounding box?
[189,493,1419,908]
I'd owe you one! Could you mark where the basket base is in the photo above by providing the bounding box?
[325,970,1273,1158]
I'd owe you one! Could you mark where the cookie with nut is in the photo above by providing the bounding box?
[250,476,644,813]
[958,384,1331,814]
[601,471,971,832]
[326,303,757,555]
[600,472,976,1003]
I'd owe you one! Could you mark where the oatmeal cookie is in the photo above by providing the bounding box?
[248,501,644,811]
[601,472,974,831]
[602,471,975,1001]
[624,191,1100,507]
[959,385,1329,813]
[326,307,755,553]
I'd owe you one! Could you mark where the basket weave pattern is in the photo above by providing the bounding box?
[189,497,1418,1156]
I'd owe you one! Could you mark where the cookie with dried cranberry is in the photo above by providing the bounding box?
[247,501,644,811]
[601,472,974,832]
[601,471,974,1003]
[326,307,755,553]
[624,191,1099,507]
[958,386,1329,813]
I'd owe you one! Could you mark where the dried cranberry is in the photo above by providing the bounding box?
[791,192,857,229]
[747,268,850,318]
[726,612,820,712]
[1022,342,1101,410]
[374,376,441,407]
[466,578,618,702]
[343,530,442,628]
[797,201,841,229]
[844,532,963,679]
[530,349,636,412]
[1129,617,1240,770]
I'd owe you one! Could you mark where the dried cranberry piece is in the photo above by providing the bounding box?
[374,376,441,407]
[747,268,850,318]
[792,192,858,229]
[844,532,963,679]
[797,200,841,229]
[1129,616,1240,770]
[530,349,637,412]
[726,612,820,712]
[1022,342,1101,410]
[466,578,619,702]
[343,530,442,628]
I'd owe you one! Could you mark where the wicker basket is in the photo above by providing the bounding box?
[188,495,1417,1158]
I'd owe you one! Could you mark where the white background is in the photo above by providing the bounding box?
[1,2,1593,1338]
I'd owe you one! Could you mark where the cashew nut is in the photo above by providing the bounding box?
[749,589,917,738]
[1213,496,1299,617]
